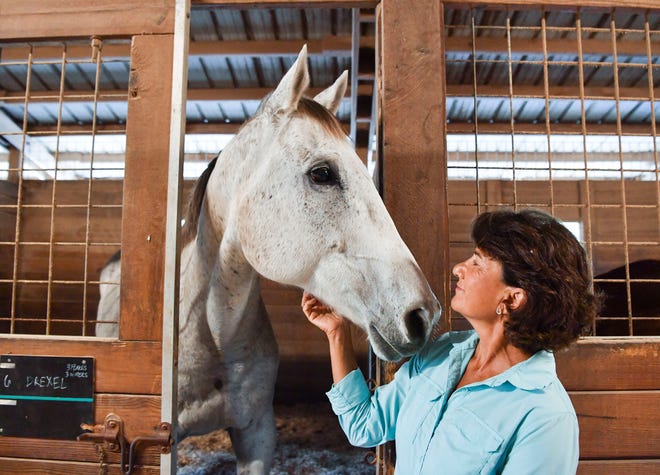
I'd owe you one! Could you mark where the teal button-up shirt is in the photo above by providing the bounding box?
[327,330,579,474]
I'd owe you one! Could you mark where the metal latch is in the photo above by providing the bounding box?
[78,413,172,475]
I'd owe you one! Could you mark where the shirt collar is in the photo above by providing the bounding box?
[482,350,557,391]
[449,331,557,391]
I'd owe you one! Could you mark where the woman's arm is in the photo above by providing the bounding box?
[301,291,357,384]
[301,291,415,447]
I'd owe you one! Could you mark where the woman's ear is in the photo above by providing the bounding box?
[505,287,527,311]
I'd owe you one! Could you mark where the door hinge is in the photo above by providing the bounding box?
[78,413,173,475]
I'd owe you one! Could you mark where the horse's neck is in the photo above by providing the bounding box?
[180,195,265,353]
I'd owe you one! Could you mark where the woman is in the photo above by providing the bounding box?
[301,209,599,474]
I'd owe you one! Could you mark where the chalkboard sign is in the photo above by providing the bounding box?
[0,355,94,440]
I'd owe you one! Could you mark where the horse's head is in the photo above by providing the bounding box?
[218,46,441,361]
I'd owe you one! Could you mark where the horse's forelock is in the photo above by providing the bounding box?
[181,157,218,246]
[297,97,346,139]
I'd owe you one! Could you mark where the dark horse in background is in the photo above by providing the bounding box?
[594,259,660,335]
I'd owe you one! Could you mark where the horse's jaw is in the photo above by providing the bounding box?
[305,251,442,362]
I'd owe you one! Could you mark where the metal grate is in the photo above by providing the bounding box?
[444,7,660,336]
[0,39,126,336]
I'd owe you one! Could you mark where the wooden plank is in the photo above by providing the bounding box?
[380,0,448,304]
[120,35,174,341]
[192,0,376,6]
[446,84,660,102]
[445,35,660,60]
[0,393,162,465]
[445,0,657,9]
[0,337,161,394]
[0,437,160,466]
[0,458,158,475]
[447,122,656,136]
[578,460,660,475]
[556,338,660,391]
[0,0,174,41]
[571,391,660,459]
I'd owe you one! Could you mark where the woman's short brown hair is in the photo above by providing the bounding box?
[471,209,600,354]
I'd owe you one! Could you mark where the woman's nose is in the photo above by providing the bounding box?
[452,262,463,278]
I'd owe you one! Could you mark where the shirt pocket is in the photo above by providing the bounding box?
[427,406,503,474]
[397,374,444,442]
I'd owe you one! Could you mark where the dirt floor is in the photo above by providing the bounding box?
[177,401,376,475]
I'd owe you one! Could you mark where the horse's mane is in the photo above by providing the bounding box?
[181,156,218,247]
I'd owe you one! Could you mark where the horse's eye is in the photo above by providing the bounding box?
[308,165,337,185]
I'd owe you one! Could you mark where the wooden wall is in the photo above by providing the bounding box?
[1,178,659,469]
[556,339,660,473]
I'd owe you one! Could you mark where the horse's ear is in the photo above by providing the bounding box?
[313,70,348,115]
[266,45,310,113]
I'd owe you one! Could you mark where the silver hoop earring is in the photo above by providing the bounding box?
[496,307,502,315]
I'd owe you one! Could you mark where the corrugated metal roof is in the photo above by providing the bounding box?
[0,5,658,162]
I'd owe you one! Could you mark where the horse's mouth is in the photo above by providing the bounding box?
[368,324,406,362]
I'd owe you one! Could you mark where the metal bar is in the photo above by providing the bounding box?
[644,14,660,258]
[45,47,68,335]
[471,11,482,215]
[609,16,634,336]
[161,0,190,472]
[505,12,519,208]
[350,8,359,145]
[81,38,104,336]
[541,9,555,214]
[9,48,33,334]
[576,12,596,335]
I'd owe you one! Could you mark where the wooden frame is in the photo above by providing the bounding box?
[378,0,659,473]
[0,3,178,474]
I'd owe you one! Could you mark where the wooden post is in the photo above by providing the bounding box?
[120,34,174,341]
[379,0,448,307]
[378,1,448,473]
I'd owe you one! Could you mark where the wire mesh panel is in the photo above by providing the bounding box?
[0,39,128,336]
[444,6,659,336]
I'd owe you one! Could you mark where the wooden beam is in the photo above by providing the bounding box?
[120,35,174,341]
[192,0,377,6]
[0,36,373,62]
[0,0,175,41]
[578,460,660,475]
[446,84,660,102]
[0,85,371,104]
[572,390,660,459]
[557,338,660,391]
[380,0,449,305]
[445,0,658,9]
[16,118,653,137]
[447,121,656,135]
[445,36,660,58]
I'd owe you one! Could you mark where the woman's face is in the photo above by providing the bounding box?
[451,248,509,322]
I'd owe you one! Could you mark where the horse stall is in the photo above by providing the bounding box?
[0,1,659,475]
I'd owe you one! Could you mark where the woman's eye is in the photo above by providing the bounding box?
[308,165,338,185]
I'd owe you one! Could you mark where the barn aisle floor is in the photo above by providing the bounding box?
[177,401,375,475]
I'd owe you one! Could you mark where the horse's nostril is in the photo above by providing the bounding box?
[404,308,427,345]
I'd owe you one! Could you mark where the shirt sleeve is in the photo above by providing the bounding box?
[325,358,417,448]
[501,411,579,475]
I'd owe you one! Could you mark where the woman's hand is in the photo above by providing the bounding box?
[301,291,357,384]
[301,291,349,337]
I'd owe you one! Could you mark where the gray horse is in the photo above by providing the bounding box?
[96,45,441,474]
